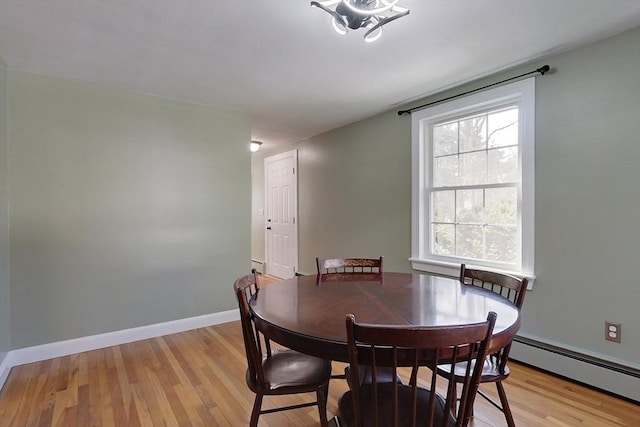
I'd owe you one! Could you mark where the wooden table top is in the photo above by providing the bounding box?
[250,272,521,362]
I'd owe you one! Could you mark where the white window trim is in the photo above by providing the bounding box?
[410,78,536,287]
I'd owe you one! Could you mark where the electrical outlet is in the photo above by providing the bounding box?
[605,321,621,343]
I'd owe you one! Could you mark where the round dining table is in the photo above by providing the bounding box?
[250,272,521,362]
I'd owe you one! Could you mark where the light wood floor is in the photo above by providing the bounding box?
[1,277,638,426]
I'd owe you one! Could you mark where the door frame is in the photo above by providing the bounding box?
[264,149,298,277]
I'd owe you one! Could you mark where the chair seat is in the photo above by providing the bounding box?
[437,357,511,383]
[338,383,456,427]
[345,366,404,387]
[247,349,332,393]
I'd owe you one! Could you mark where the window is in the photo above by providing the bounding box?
[410,78,535,281]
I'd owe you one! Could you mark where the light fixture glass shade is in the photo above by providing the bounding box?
[364,19,383,42]
[343,0,402,15]
[311,0,409,41]
[250,140,263,152]
[331,17,348,35]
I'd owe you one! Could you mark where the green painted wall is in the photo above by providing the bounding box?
[251,111,412,274]
[0,57,9,361]
[252,27,640,372]
[522,26,639,366]
[298,113,411,273]
[8,72,251,349]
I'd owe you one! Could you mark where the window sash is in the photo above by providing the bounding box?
[410,77,535,282]
[428,183,521,268]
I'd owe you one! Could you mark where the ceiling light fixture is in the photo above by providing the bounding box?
[250,140,263,152]
[311,0,409,42]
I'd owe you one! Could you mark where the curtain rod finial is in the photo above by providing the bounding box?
[537,65,550,75]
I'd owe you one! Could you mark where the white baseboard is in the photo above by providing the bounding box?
[0,351,12,391]
[0,309,239,391]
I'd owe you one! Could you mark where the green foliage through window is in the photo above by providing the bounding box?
[430,107,519,265]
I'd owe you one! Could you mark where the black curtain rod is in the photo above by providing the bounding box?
[397,65,551,116]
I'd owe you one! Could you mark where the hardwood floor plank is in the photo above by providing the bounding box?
[24,371,49,427]
[129,383,153,427]
[208,405,233,427]
[198,363,251,426]
[118,342,140,386]
[76,383,90,427]
[105,348,128,426]
[161,340,218,427]
[97,349,115,427]
[112,346,135,422]
[35,357,62,427]
[1,364,34,426]
[53,356,68,394]
[162,333,202,388]
[128,341,166,427]
[141,364,179,426]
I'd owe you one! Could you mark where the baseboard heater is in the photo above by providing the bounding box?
[512,335,639,403]
[513,335,639,379]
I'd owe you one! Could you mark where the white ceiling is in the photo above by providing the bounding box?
[1,1,639,150]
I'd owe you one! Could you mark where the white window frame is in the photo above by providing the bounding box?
[410,78,535,286]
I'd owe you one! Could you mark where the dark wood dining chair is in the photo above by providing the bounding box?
[437,264,529,427]
[337,312,497,427]
[234,270,332,427]
[316,256,383,281]
[316,256,386,382]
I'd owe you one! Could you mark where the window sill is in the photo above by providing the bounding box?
[409,257,536,290]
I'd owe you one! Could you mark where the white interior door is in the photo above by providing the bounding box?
[264,150,298,279]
